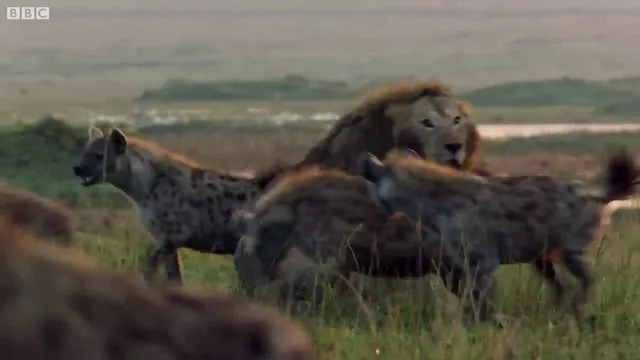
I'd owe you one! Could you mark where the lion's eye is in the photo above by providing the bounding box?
[453,115,462,125]
[421,119,435,128]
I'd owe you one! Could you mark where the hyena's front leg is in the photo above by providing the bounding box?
[275,247,346,313]
[164,248,183,282]
[143,243,182,283]
[439,264,500,327]
[277,272,326,314]
[233,235,270,297]
[466,268,499,326]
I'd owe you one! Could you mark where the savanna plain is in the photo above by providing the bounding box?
[5,2,640,358]
[2,97,640,360]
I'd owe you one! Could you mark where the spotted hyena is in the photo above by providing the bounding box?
[360,148,639,325]
[0,217,317,360]
[232,167,457,312]
[72,127,285,283]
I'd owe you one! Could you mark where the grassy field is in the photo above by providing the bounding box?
[5,2,640,355]
[3,114,640,358]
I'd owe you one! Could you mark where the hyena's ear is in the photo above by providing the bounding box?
[88,126,104,141]
[360,152,388,184]
[109,128,128,155]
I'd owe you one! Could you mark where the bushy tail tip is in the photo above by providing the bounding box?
[604,147,639,201]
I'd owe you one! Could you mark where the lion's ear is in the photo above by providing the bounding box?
[456,100,472,117]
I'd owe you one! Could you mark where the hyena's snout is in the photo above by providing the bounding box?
[72,165,86,177]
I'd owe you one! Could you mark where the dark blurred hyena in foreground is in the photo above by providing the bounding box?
[0,218,317,360]
[0,182,76,246]
[360,148,640,325]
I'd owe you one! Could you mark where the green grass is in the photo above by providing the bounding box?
[70,207,640,359]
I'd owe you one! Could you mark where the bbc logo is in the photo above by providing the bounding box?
[6,6,50,20]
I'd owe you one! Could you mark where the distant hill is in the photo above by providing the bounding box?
[138,75,365,101]
[140,75,640,117]
[460,77,640,108]
[594,98,640,117]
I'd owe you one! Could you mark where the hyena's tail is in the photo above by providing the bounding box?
[600,147,640,202]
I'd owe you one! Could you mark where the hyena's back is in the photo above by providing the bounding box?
[0,219,316,360]
[235,168,432,297]
[483,175,617,260]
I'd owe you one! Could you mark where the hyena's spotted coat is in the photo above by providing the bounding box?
[361,148,640,325]
[232,167,452,311]
[72,127,284,282]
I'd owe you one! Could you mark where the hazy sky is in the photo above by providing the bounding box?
[3,0,640,88]
[38,0,640,11]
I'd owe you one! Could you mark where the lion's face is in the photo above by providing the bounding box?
[389,95,472,169]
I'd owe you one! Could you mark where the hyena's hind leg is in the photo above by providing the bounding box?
[531,259,566,306]
[561,250,596,327]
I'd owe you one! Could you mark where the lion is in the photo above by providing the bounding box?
[269,79,488,295]
[294,79,487,175]
[232,80,488,299]
[0,217,317,360]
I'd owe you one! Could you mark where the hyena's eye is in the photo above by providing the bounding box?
[421,119,435,128]
[452,115,462,125]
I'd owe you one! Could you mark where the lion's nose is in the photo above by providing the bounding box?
[444,142,462,154]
